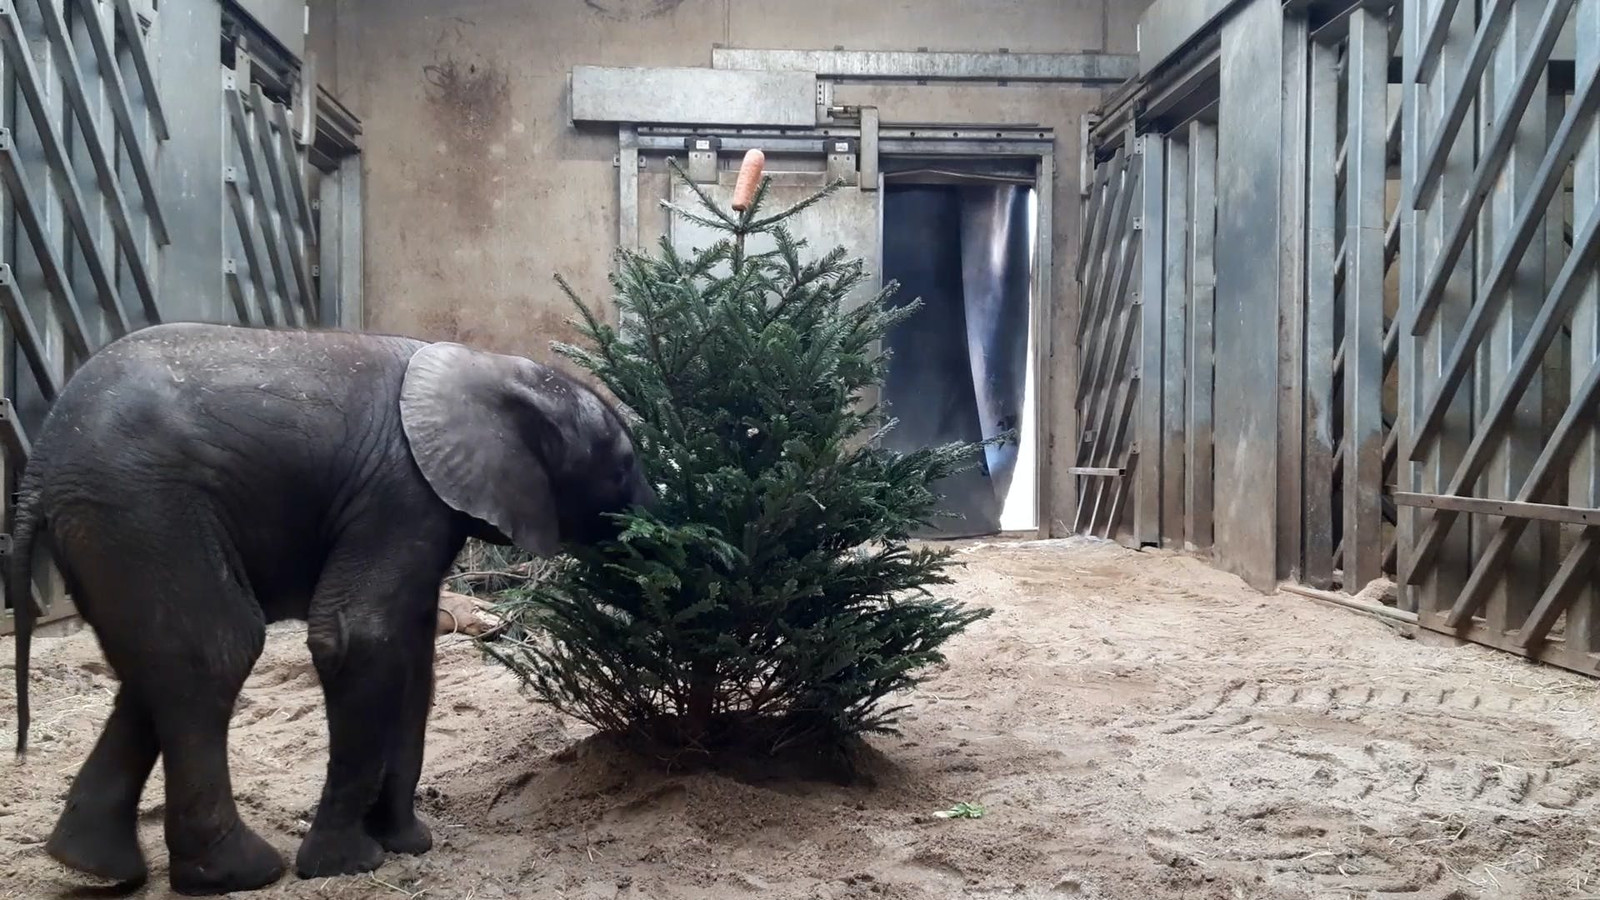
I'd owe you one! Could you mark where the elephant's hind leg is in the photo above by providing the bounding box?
[45,685,158,885]
[59,513,286,896]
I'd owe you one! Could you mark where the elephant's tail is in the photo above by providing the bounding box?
[9,482,40,759]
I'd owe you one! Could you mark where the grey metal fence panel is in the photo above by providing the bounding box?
[0,0,361,635]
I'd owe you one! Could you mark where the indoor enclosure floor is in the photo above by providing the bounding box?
[2,539,1597,900]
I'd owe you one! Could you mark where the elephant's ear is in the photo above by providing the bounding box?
[399,342,563,556]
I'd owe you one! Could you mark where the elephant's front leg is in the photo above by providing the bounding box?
[363,613,438,856]
[297,600,399,879]
[295,544,452,879]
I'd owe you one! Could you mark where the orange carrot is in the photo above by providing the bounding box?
[731,148,765,211]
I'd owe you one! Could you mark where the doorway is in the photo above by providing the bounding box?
[877,166,1040,539]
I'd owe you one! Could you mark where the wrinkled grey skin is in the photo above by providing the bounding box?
[9,322,653,895]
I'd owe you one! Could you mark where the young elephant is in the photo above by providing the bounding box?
[9,322,653,895]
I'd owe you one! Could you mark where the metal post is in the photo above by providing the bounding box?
[1304,38,1340,589]
[1134,134,1165,547]
[1184,120,1217,553]
[1277,10,1309,582]
[1160,134,1190,546]
[1342,7,1390,592]
[618,124,639,252]
[1213,0,1286,589]
[1035,149,1057,539]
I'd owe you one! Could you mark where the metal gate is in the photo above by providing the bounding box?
[0,0,363,635]
[1071,118,1219,550]
[1083,0,1600,677]
[1397,0,1599,674]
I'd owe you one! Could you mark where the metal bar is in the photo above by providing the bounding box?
[618,125,638,251]
[0,2,132,339]
[1410,0,1464,87]
[0,129,91,359]
[273,100,316,236]
[225,77,295,318]
[1411,0,1534,207]
[1079,152,1134,347]
[224,170,282,327]
[0,265,59,402]
[1395,491,1600,526]
[1066,466,1125,477]
[1405,207,1600,578]
[1515,529,1600,647]
[250,85,315,318]
[1304,37,1340,589]
[711,47,1138,84]
[1075,160,1107,283]
[32,0,153,329]
[1134,136,1165,546]
[1161,135,1190,546]
[1409,0,1577,336]
[68,0,166,245]
[1382,314,1399,370]
[1277,11,1310,581]
[1185,120,1218,552]
[111,0,166,140]
[223,262,256,325]
[1410,56,1600,454]
[1342,7,1390,591]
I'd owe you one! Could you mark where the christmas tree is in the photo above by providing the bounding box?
[485,153,994,758]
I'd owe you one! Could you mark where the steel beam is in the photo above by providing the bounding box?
[1160,135,1190,546]
[712,48,1136,84]
[1138,0,1250,74]
[1212,0,1286,590]
[1134,136,1166,546]
[571,66,816,127]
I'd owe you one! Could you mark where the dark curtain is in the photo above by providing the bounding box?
[880,183,1033,539]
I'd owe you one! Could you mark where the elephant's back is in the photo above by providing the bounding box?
[32,323,426,491]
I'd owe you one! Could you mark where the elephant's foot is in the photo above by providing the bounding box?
[294,826,385,879]
[45,806,148,886]
[366,809,433,856]
[169,821,286,897]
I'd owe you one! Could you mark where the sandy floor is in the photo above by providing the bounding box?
[2,538,1599,899]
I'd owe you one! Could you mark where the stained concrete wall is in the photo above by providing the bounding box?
[324,0,1146,534]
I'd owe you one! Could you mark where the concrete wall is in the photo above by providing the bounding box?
[325,0,1145,534]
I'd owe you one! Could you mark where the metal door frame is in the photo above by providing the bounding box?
[619,124,1056,539]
